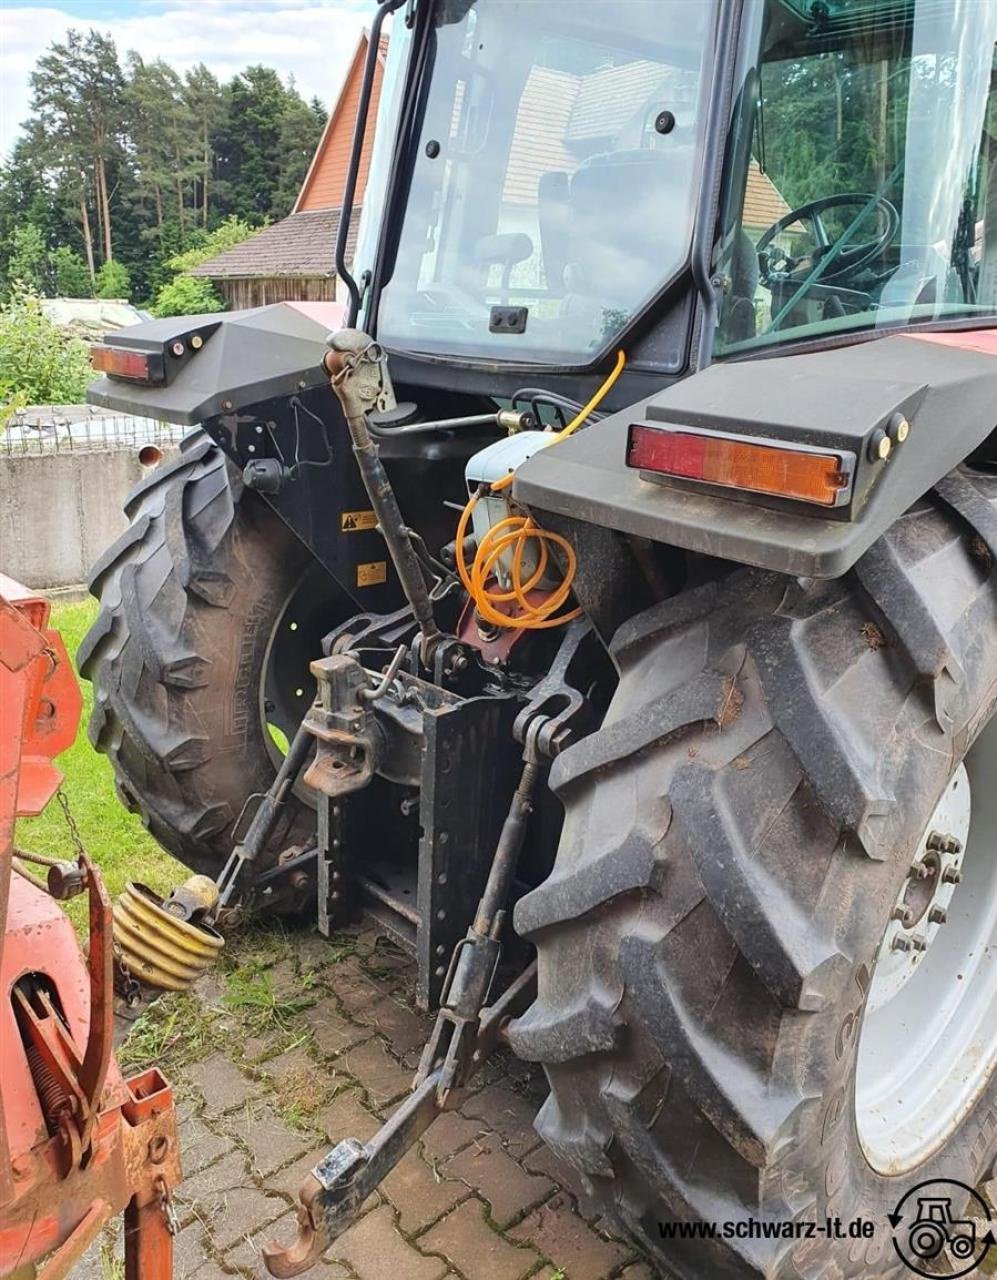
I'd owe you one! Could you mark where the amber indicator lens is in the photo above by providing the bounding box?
[627,424,850,507]
[90,344,162,383]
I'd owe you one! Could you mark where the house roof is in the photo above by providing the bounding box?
[743,160,791,231]
[189,208,357,280]
[294,30,388,214]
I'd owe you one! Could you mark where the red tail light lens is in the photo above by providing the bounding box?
[627,424,852,508]
[90,344,164,383]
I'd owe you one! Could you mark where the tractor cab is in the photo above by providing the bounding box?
[349,0,997,379]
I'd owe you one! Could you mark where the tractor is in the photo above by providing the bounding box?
[81,0,995,1275]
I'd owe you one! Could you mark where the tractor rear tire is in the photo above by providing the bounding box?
[510,473,997,1279]
[78,430,342,878]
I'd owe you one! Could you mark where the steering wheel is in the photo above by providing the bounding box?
[757,193,900,289]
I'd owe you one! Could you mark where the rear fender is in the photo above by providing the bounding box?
[514,330,997,578]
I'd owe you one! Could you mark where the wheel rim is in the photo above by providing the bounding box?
[260,563,349,766]
[856,713,997,1173]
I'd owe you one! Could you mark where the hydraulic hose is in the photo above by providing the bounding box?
[455,351,626,630]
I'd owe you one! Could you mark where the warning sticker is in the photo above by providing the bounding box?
[341,509,378,532]
[357,561,387,587]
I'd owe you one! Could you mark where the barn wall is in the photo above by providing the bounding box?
[214,276,336,309]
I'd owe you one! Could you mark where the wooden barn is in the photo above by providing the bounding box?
[190,32,386,309]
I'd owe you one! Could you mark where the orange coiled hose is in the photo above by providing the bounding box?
[455,351,626,630]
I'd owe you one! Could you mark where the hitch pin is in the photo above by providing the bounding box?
[359,643,406,703]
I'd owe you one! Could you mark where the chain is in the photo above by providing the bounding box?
[154,1175,180,1236]
[56,788,88,862]
[113,944,142,1007]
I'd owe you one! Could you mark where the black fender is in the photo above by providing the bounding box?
[514,330,997,578]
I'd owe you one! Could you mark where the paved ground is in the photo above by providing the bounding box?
[79,922,652,1280]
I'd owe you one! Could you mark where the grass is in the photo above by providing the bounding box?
[16,597,185,928]
[117,990,218,1077]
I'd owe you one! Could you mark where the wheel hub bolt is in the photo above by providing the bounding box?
[926,830,963,855]
[892,935,913,953]
[928,906,948,925]
[892,905,914,926]
[911,860,933,880]
[911,934,928,952]
[942,866,963,885]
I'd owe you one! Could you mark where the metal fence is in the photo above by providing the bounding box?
[1,405,187,456]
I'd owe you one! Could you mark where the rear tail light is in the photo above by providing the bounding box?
[90,344,165,383]
[627,423,853,508]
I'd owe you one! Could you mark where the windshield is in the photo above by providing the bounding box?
[364,0,712,365]
[715,0,997,355]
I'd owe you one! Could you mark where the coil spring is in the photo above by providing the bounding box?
[26,1043,72,1128]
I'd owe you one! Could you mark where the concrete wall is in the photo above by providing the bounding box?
[0,448,178,590]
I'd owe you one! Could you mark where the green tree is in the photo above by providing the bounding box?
[51,245,93,296]
[8,224,49,293]
[184,65,227,227]
[30,30,126,269]
[95,258,131,299]
[167,214,256,272]
[218,66,289,221]
[0,127,78,297]
[151,274,224,317]
[127,54,199,235]
[274,93,327,217]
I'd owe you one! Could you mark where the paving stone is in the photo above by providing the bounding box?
[419,1199,541,1280]
[176,1149,248,1207]
[220,1101,313,1178]
[267,1145,326,1199]
[444,1132,555,1228]
[422,1110,488,1161]
[201,1183,289,1251]
[460,1083,542,1158]
[304,995,373,1057]
[619,1263,657,1278]
[328,1202,449,1280]
[368,937,414,973]
[361,993,432,1060]
[319,1088,382,1145]
[180,1113,234,1175]
[270,958,303,1000]
[381,1147,468,1233]
[170,1221,210,1279]
[340,1037,413,1107]
[256,1043,318,1086]
[187,1054,264,1119]
[291,931,338,968]
[192,970,227,1008]
[508,1193,630,1280]
[327,961,394,1015]
[523,1141,588,1200]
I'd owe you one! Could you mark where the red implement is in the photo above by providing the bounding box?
[0,576,180,1279]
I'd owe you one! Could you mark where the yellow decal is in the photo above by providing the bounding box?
[357,561,387,587]
[341,509,378,532]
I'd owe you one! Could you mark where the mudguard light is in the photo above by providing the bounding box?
[626,423,854,508]
[90,343,165,383]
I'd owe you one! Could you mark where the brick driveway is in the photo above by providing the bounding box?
[80,924,652,1280]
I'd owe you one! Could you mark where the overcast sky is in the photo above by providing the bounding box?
[0,0,377,159]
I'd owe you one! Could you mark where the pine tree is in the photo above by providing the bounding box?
[275,92,327,218]
[218,66,290,222]
[184,65,227,227]
[29,30,126,265]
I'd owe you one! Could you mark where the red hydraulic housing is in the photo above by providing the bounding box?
[0,575,180,1279]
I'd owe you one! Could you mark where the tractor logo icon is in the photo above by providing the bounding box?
[889,1180,994,1277]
